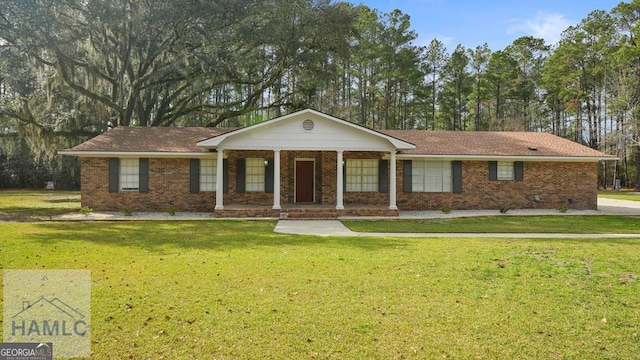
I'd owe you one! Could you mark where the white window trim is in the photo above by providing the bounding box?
[246,158,265,192]
[412,160,452,193]
[346,159,378,192]
[497,161,514,180]
[200,159,217,192]
[119,158,139,191]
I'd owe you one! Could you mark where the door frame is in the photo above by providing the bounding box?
[294,158,315,203]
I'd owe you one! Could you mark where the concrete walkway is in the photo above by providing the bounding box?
[274,198,640,238]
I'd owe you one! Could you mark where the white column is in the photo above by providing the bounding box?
[336,150,344,210]
[389,151,398,210]
[272,150,281,210]
[215,149,224,210]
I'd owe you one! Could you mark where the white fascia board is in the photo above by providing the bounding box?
[196,109,416,150]
[396,154,618,162]
[57,151,218,158]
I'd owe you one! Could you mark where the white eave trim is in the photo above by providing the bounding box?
[57,151,217,158]
[397,154,618,162]
[196,109,416,151]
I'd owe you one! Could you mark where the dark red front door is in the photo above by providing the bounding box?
[296,161,314,203]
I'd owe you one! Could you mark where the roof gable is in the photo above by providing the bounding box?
[197,109,415,151]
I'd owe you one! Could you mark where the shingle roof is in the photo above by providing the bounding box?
[382,130,612,158]
[63,126,613,159]
[67,127,235,153]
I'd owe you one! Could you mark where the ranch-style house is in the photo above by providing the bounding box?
[59,109,614,218]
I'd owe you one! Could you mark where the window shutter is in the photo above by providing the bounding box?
[452,161,462,194]
[378,159,389,193]
[108,158,119,193]
[514,161,524,181]
[189,159,200,193]
[403,160,412,193]
[139,158,149,193]
[236,158,245,193]
[223,159,229,193]
[488,161,498,181]
[265,158,274,193]
[342,160,346,193]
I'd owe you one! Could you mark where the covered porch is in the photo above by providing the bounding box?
[197,110,415,216]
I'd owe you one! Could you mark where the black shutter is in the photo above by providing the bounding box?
[514,161,524,181]
[488,161,498,181]
[342,160,347,193]
[108,158,119,193]
[403,160,412,193]
[189,159,200,193]
[139,158,149,193]
[452,161,462,194]
[236,158,245,193]
[379,159,389,193]
[223,159,229,193]
[265,158,274,193]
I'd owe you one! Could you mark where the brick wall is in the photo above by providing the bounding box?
[80,154,598,212]
[396,161,598,210]
[80,158,216,212]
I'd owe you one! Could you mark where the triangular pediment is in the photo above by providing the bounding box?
[197,109,415,151]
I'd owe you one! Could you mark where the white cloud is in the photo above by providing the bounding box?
[507,12,572,46]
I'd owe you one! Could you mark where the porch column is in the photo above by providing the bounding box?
[389,151,398,210]
[336,150,344,210]
[272,150,281,210]
[215,149,224,210]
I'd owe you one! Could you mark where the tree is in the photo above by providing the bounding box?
[439,45,472,130]
[422,39,448,129]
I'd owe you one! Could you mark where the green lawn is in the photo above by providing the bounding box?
[343,216,640,234]
[0,190,80,221]
[1,191,640,358]
[1,221,640,359]
[599,190,640,202]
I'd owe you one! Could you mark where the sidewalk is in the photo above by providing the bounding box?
[273,219,640,238]
[274,198,640,238]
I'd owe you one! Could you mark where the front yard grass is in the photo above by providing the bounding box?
[0,190,80,221]
[1,221,639,359]
[342,216,640,234]
[599,189,640,202]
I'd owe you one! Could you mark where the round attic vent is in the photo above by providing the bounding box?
[302,119,315,132]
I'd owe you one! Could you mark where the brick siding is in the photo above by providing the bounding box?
[80,153,598,213]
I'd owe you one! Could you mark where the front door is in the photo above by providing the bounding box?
[295,160,314,203]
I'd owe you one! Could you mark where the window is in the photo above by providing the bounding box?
[200,159,217,191]
[245,158,265,192]
[497,161,514,180]
[346,159,378,192]
[119,158,139,191]
[412,160,451,192]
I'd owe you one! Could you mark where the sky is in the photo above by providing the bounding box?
[355,0,622,50]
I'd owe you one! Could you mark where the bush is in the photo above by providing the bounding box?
[441,206,452,214]
[79,207,93,216]
[166,206,178,216]
[120,208,133,216]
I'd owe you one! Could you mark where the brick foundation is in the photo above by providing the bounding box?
[80,153,598,214]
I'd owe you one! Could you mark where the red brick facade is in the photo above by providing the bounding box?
[80,152,598,214]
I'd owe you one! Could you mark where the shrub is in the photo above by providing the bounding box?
[120,207,133,216]
[79,206,93,216]
[441,206,452,214]
[499,207,509,214]
[166,206,178,216]
[556,206,569,213]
